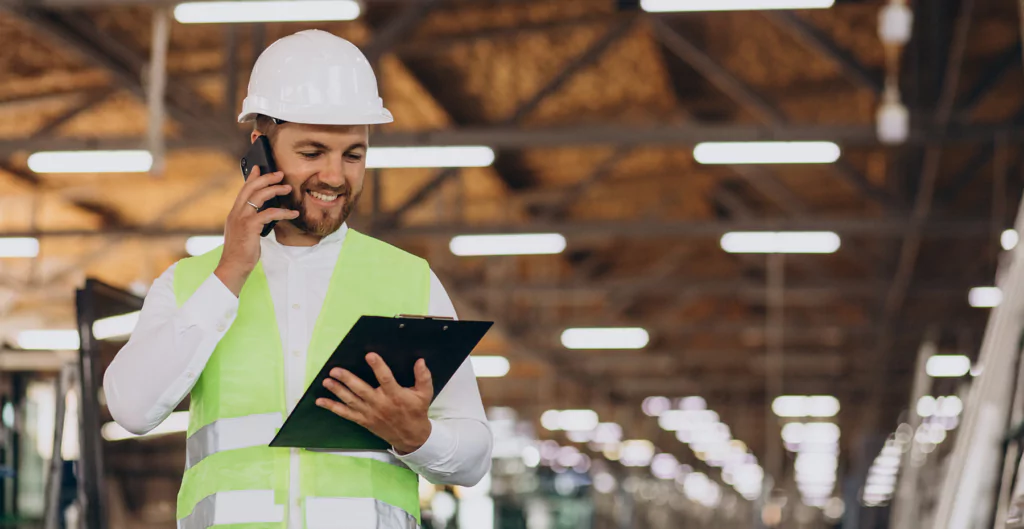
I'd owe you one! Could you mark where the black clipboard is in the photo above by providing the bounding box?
[268,315,493,450]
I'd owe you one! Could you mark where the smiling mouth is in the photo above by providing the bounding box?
[306,189,342,204]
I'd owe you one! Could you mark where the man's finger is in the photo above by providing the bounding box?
[331,368,376,401]
[413,358,433,396]
[247,184,292,209]
[366,353,400,393]
[238,170,285,207]
[323,378,364,410]
[316,398,363,424]
[255,207,300,224]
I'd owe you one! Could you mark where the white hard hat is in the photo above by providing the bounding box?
[238,30,393,125]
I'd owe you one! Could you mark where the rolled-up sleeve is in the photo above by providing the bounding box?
[392,269,493,487]
[103,264,240,435]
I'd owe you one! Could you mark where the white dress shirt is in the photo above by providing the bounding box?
[103,223,492,528]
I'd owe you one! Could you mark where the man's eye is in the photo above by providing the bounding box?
[300,152,320,160]
[345,153,364,162]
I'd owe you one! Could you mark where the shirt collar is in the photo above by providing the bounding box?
[265,222,349,249]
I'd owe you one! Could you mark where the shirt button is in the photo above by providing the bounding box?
[292,303,300,310]
[185,371,195,379]
[216,324,226,332]
[292,350,301,358]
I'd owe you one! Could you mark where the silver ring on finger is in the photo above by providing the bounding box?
[246,200,259,212]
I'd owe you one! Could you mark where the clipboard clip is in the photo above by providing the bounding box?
[395,314,456,321]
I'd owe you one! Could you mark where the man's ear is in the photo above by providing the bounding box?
[250,131,262,144]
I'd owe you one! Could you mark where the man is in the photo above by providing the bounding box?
[103,30,492,529]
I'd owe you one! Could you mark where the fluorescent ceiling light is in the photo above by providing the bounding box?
[102,411,189,441]
[802,423,840,443]
[651,453,680,480]
[186,236,224,257]
[17,330,80,351]
[1003,229,1019,251]
[720,231,840,254]
[449,233,565,256]
[593,422,623,444]
[540,409,599,431]
[174,0,360,23]
[926,355,971,378]
[471,356,510,378]
[0,237,40,258]
[660,410,721,432]
[969,286,1002,308]
[772,395,840,418]
[937,396,963,418]
[620,439,655,467]
[678,396,707,410]
[28,150,153,173]
[641,0,834,12]
[366,146,495,169]
[642,396,671,417]
[93,311,141,340]
[558,409,599,431]
[694,141,840,164]
[561,327,649,350]
[916,396,936,417]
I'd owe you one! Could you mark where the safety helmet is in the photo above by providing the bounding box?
[238,30,393,125]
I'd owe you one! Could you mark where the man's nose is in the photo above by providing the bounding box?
[318,158,346,187]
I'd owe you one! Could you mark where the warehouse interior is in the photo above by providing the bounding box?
[1,0,1024,527]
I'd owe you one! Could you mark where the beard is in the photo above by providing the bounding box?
[281,179,361,237]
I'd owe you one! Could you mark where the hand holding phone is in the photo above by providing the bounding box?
[241,135,287,237]
[213,141,298,296]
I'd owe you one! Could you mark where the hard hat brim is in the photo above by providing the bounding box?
[237,108,394,126]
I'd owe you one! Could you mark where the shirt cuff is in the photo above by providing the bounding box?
[391,419,455,469]
[179,272,241,335]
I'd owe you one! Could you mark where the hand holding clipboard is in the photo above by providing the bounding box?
[316,352,435,454]
[269,315,492,451]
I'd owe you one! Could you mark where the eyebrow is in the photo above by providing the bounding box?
[291,140,368,151]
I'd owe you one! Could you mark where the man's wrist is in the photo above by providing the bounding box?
[214,263,248,297]
[393,419,432,455]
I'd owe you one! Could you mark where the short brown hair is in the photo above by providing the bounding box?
[254,114,280,141]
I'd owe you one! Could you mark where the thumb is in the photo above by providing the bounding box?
[414,358,433,396]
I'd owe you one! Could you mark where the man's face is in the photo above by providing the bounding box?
[253,123,369,237]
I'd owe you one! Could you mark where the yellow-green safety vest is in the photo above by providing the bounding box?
[172,230,430,529]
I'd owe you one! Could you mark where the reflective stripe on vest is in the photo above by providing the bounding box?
[177,493,415,529]
[186,412,283,470]
[185,412,409,471]
[172,230,430,527]
[305,498,416,529]
[177,490,285,529]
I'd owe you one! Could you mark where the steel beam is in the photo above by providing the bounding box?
[537,146,631,219]
[650,18,785,123]
[0,162,124,226]
[871,0,976,432]
[9,6,239,142]
[765,11,884,94]
[956,42,1022,119]
[453,279,968,300]
[0,216,996,240]
[609,375,908,396]
[375,168,459,229]
[5,122,1024,158]
[517,320,938,340]
[30,89,114,138]
[363,0,440,64]
[504,16,636,124]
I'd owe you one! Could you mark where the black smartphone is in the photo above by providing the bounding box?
[240,135,286,237]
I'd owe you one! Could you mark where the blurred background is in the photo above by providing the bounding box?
[1,0,1024,527]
